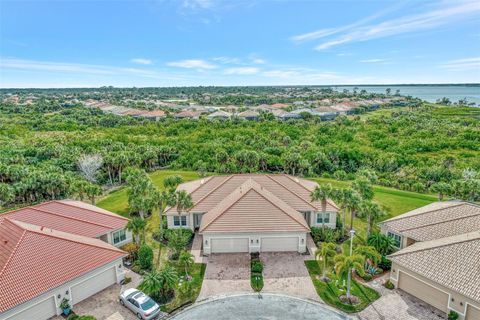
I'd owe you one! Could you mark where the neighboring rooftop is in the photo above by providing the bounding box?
[0,218,125,313]
[0,200,128,238]
[381,201,480,241]
[389,230,480,303]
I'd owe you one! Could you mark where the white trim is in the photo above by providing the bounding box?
[464,303,480,319]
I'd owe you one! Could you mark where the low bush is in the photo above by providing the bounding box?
[164,228,193,242]
[311,227,344,244]
[251,273,264,292]
[165,229,193,260]
[361,274,373,282]
[138,244,154,270]
[68,316,97,320]
[251,261,263,273]
[121,243,139,261]
[384,279,394,290]
[123,276,132,284]
[378,256,392,271]
[448,311,459,320]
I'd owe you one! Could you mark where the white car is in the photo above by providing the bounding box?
[119,288,161,320]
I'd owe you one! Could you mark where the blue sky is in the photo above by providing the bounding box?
[1,0,479,87]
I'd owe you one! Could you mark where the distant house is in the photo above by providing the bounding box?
[120,108,145,117]
[274,110,301,121]
[0,200,130,320]
[237,109,260,121]
[175,110,202,120]
[138,110,166,121]
[165,174,338,254]
[207,110,232,120]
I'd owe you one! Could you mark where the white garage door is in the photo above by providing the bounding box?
[261,237,298,252]
[71,266,117,304]
[398,271,448,313]
[211,238,249,253]
[6,296,56,320]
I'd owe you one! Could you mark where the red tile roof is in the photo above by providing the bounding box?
[0,200,128,238]
[0,218,125,313]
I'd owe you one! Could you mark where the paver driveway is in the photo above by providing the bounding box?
[261,252,319,301]
[197,253,252,300]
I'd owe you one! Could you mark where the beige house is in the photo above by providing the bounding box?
[166,174,338,254]
[388,231,480,320]
[380,201,480,249]
[381,201,480,319]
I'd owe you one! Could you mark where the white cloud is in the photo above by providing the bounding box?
[0,58,181,80]
[181,0,214,10]
[224,67,259,75]
[130,58,152,65]
[251,58,265,64]
[212,56,240,64]
[439,57,480,71]
[293,1,480,50]
[359,59,388,63]
[166,59,217,69]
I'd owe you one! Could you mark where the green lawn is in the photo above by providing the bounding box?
[310,177,437,238]
[305,260,380,313]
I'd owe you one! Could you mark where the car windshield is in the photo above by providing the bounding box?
[140,298,156,310]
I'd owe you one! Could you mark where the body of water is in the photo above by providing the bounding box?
[333,85,480,105]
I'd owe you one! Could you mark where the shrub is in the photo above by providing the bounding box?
[123,276,132,284]
[361,274,373,282]
[251,261,263,273]
[164,228,193,242]
[311,227,343,244]
[378,256,392,270]
[121,243,139,260]
[384,279,394,290]
[138,244,154,270]
[165,229,193,260]
[251,273,264,292]
[448,311,459,320]
[68,315,96,320]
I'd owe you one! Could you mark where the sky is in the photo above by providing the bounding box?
[0,0,480,88]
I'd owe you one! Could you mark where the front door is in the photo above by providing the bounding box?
[194,213,202,228]
[303,212,311,226]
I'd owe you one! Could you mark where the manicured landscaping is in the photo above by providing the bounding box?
[305,260,380,313]
[250,255,264,292]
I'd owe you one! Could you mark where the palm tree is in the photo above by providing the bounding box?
[138,266,178,301]
[311,184,333,228]
[163,175,183,192]
[85,183,102,205]
[367,232,396,256]
[352,178,374,201]
[155,190,176,266]
[334,253,365,300]
[0,183,14,209]
[343,189,362,230]
[315,242,336,281]
[354,245,381,270]
[330,188,347,232]
[357,201,386,236]
[126,217,147,244]
[175,190,193,220]
[179,251,194,277]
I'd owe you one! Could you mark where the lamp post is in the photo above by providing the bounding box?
[347,229,355,299]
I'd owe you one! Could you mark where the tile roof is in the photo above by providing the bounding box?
[199,178,310,233]
[389,231,480,303]
[168,174,338,215]
[0,200,128,238]
[0,218,125,313]
[381,201,480,241]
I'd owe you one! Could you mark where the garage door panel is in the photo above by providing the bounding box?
[398,271,448,313]
[466,305,480,320]
[6,296,56,320]
[261,237,298,252]
[211,238,249,253]
[71,267,117,304]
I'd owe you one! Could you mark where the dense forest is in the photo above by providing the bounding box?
[0,100,479,208]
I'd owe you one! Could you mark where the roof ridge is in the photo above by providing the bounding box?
[0,220,27,278]
[389,231,480,258]
[265,174,317,210]
[281,174,339,210]
[8,219,125,255]
[190,175,236,210]
[49,200,128,221]
[181,176,214,197]
[383,202,466,223]
[398,209,480,232]
[25,207,119,230]
[200,179,309,232]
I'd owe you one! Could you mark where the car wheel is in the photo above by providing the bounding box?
[119,299,124,306]
[136,313,142,320]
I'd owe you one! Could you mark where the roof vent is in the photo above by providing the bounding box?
[3,240,7,245]
[40,226,44,231]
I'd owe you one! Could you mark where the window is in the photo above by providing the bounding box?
[112,229,126,244]
[173,215,187,227]
[316,212,330,224]
[388,231,402,248]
